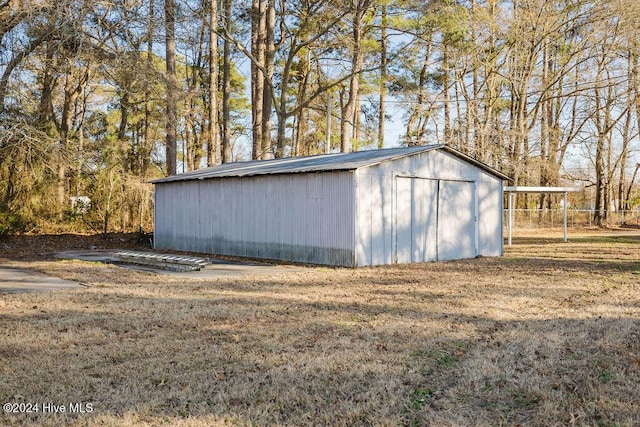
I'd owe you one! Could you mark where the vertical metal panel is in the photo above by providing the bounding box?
[368,175,381,265]
[393,177,438,264]
[354,169,395,266]
[153,185,166,248]
[154,171,355,266]
[477,179,503,256]
[264,176,278,258]
[354,172,370,266]
[185,182,199,252]
[437,180,476,261]
[394,177,412,263]
[413,178,438,262]
[382,173,394,263]
[352,148,503,265]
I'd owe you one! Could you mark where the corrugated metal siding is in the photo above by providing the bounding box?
[155,148,503,267]
[355,171,394,266]
[437,180,476,261]
[354,149,503,266]
[477,178,503,256]
[393,177,439,263]
[154,171,356,266]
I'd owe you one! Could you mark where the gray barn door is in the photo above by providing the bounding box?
[395,177,476,263]
[395,177,438,263]
[437,180,476,261]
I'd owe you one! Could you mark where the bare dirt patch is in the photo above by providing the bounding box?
[0,233,148,261]
[0,231,639,426]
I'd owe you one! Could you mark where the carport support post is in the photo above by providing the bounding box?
[563,191,568,243]
[504,186,580,246]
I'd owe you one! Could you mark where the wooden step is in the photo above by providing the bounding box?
[115,251,208,272]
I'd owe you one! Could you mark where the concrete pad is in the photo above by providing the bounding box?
[0,266,84,294]
[53,249,120,263]
[54,250,310,278]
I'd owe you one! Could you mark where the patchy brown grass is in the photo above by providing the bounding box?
[1,231,639,426]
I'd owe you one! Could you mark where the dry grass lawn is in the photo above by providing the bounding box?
[1,230,639,426]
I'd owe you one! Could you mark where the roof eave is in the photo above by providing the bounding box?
[150,166,360,184]
[151,144,512,184]
[440,145,512,182]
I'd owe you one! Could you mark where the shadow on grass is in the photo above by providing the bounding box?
[1,280,639,426]
[1,231,639,425]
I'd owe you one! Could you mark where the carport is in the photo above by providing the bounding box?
[504,186,581,246]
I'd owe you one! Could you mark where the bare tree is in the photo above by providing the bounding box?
[208,0,220,166]
[165,0,177,175]
[250,0,265,159]
[340,0,372,153]
[377,3,387,149]
[221,0,233,163]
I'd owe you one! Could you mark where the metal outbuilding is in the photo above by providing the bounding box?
[152,145,510,267]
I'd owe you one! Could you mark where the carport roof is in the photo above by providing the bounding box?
[152,144,511,183]
[504,186,582,193]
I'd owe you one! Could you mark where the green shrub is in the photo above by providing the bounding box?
[0,211,36,235]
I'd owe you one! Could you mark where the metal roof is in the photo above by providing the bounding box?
[152,144,511,184]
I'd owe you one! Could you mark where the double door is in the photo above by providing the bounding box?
[395,177,477,263]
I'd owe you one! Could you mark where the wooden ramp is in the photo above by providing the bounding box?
[115,251,209,272]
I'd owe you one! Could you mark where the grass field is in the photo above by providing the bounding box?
[1,230,639,426]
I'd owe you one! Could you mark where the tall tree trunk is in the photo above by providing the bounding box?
[593,64,608,226]
[353,93,361,151]
[221,0,232,163]
[76,122,84,197]
[208,0,220,166]
[57,68,89,218]
[470,0,482,159]
[442,47,450,145]
[453,71,464,152]
[118,84,131,213]
[38,42,56,124]
[406,37,432,145]
[538,40,549,209]
[142,0,155,179]
[377,4,387,149]
[594,135,606,226]
[619,98,632,211]
[293,66,309,155]
[262,0,275,158]
[185,109,194,171]
[482,0,499,165]
[341,0,370,153]
[118,91,129,143]
[165,0,178,175]
[251,0,265,159]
